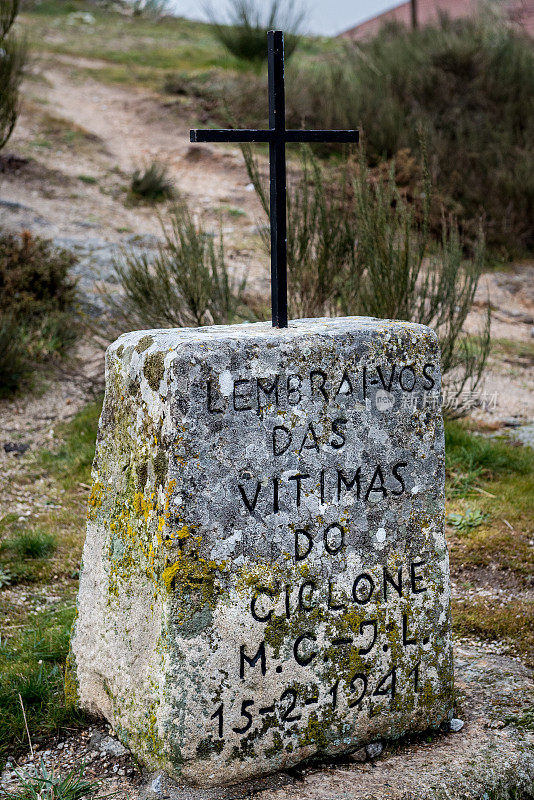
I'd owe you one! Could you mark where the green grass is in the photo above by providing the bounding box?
[452,597,534,666]
[0,530,56,587]
[0,604,87,766]
[445,419,533,492]
[37,113,100,152]
[222,205,246,218]
[444,420,534,661]
[10,531,56,559]
[38,400,101,490]
[0,528,57,587]
[77,175,97,185]
[21,0,330,88]
[22,2,254,74]
[1,760,101,800]
[492,337,534,365]
[0,402,102,767]
[0,399,102,584]
[445,419,533,542]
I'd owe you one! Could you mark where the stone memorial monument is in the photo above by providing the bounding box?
[67,31,453,791]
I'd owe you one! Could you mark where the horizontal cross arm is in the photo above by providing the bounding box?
[284,130,359,143]
[191,129,360,145]
[190,129,273,143]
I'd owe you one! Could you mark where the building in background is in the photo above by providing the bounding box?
[341,0,534,39]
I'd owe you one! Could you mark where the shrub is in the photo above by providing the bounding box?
[242,143,356,317]
[129,161,175,203]
[285,17,534,256]
[131,0,170,19]
[0,314,30,396]
[0,0,26,151]
[0,230,77,322]
[343,150,491,407]
[10,531,56,559]
[243,144,490,411]
[111,201,248,328]
[0,230,79,393]
[209,0,304,64]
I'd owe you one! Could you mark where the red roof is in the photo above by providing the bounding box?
[341,0,534,39]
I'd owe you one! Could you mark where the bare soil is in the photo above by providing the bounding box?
[1,55,269,291]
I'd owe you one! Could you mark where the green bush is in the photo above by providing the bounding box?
[0,0,26,151]
[0,230,79,393]
[343,150,491,407]
[0,230,78,331]
[0,314,30,396]
[129,161,175,203]
[285,17,534,256]
[210,0,303,64]
[242,143,356,317]
[131,0,170,20]
[243,144,490,410]
[111,201,248,328]
[171,15,533,255]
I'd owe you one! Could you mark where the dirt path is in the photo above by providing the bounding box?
[1,55,268,289]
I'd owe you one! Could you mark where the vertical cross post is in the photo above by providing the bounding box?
[190,31,358,330]
[268,30,288,329]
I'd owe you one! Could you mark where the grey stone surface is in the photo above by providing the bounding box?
[69,317,453,788]
[365,741,383,759]
[57,234,159,316]
[349,747,367,763]
[512,423,534,449]
[99,736,129,757]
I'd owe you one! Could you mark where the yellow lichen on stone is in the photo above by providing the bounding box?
[87,481,105,520]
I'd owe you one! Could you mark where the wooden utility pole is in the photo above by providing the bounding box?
[411,0,418,28]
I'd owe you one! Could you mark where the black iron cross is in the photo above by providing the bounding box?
[190,30,359,328]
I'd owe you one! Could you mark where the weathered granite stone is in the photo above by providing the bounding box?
[68,317,453,788]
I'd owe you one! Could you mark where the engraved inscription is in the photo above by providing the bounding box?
[175,358,445,748]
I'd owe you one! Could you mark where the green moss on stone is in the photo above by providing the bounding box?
[196,737,224,759]
[136,461,148,491]
[136,335,154,353]
[154,449,168,488]
[144,351,165,391]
